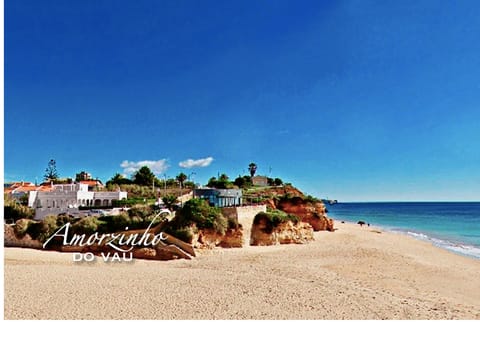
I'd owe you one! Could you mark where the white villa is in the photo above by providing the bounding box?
[28,183,127,219]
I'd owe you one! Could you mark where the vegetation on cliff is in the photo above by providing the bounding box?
[4,196,34,222]
[162,198,228,243]
[253,210,299,233]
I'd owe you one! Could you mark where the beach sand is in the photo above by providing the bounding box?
[4,221,480,320]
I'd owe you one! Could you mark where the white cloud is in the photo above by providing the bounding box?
[179,156,214,169]
[120,159,169,176]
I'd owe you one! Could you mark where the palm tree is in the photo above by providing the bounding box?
[176,172,187,188]
[248,163,257,177]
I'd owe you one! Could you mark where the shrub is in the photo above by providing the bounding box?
[4,198,34,221]
[164,198,228,238]
[167,227,195,243]
[72,216,100,235]
[26,221,48,240]
[278,194,320,205]
[14,219,32,237]
[128,204,154,220]
[253,210,299,233]
[304,195,320,203]
[97,214,127,233]
[227,218,239,229]
[162,194,178,210]
[112,197,151,207]
[56,213,74,227]
[35,215,60,243]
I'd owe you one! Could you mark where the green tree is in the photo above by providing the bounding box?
[274,178,283,186]
[176,172,187,188]
[19,194,29,205]
[44,159,59,181]
[4,195,34,221]
[183,181,195,189]
[133,166,156,186]
[207,177,218,188]
[166,178,177,188]
[164,198,228,242]
[106,173,132,186]
[207,175,233,189]
[234,175,252,188]
[248,162,257,177]
[75,171,90,182]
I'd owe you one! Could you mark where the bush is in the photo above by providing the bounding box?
[56,213,74,227]
[278,194,319,205]
[34,215,60,243]
[128,204,153,220]
[166,227,195,243]
[164,198,228,238]
[162,194,178,210]
[98,213,132,233]
[4,198,34,221]
[72,216,100,235]
[234,176,252,189]
[253,210,299,233]
[112,197,150,207]
[26,221,48,241]
[227,218,239,229]
[14,219,32,237]
[304,195,320,203]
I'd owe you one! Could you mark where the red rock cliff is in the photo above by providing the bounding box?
[250,216,314,246]
[276,197,334,232]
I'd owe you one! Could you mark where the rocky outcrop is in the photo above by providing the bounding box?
[5,222,195,261]
[277,197,334,232]
[4,224,43,249]
[193,227,244,249]
[250,216,314,246]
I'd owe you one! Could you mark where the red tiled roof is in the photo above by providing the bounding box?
[80,180,104,186]
[4,182,37,194]
[14,186,40,193]
[7,182,35,188]
[37,185,54,192]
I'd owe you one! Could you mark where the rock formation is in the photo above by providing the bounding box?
[4,223,196,261]
[276,197,334,232]
[192,226,244,249]
[4,224,43,249]
[250,214,314,246]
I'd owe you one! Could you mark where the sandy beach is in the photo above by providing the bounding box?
[4,221,480,320]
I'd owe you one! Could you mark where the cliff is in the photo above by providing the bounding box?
[276,196,334,232]
[192,227,244,249]
[250,212,314,246]
[4,224,43,249]
[244,186,334,232]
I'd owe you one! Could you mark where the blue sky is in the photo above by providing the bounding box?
[5,0,480,201]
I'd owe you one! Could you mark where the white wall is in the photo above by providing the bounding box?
[30,184,128,219]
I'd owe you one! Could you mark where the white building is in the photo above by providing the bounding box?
[29,183,127,219]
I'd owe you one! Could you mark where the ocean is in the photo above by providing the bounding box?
[326,202,480,259]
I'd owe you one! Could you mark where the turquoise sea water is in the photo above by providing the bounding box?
[326,202,480,259]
